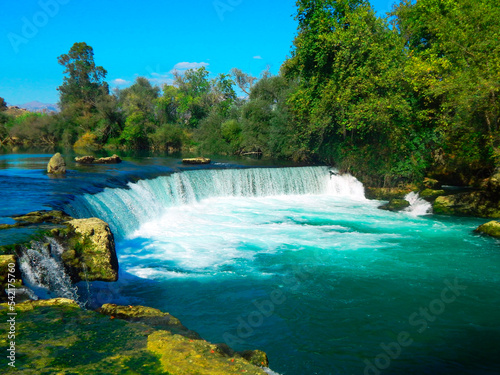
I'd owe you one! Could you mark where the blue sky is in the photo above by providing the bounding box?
[0,0,397,105]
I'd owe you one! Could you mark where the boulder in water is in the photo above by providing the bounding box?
[182,157,211,164]
[61,218,119,282]
[75,154,122,164]
[419,188,446,202]
[47,153,66,174]
[474,221,500,238]
[433,192,500,218]
[365,187,416,200]
[379,198,411,212]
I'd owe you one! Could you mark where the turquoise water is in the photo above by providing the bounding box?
[67,166,500,375]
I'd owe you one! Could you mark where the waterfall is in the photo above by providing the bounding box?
[67,166,365,238]
[19,237,80,303]
[404,192,432,216]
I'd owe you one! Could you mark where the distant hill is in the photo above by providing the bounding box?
[17,101,60,113]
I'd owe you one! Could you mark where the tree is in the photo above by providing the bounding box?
[394,0,500,175]
[231,68,257,96]
[57,42,109,112]
[0,97,7,111]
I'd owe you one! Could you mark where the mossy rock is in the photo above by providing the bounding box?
[365,187,415,200]
[237,350,269,367]
[0,254,23,302]
[379,198,410,212]
[434,192,500,218]
[62,218,119,282]
[148,330,267,375]
[0,210,72,230]
[475,221,500,238]
[0,299,270,375]
[98,304,200,339]
[419,189,446,201]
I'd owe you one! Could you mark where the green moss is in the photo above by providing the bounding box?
[379,198,411,212]
[419,189,446,201]
[475,221,500,238]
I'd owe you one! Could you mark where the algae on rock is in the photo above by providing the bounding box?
[475,221,500,238]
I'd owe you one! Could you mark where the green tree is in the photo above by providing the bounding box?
[0,97,7,111]
[394,0,500,175]
[57,42,109,113]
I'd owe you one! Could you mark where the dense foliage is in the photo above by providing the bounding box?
[1,0,498,186]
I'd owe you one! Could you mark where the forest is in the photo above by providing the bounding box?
[1,0,499,187]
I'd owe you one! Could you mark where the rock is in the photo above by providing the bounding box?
[63,218,119,282]
[419,188,446,201]
[422,177,441,190]
[474,221,500,238]
[98,303,200,339]
[95,154,121,164]
[182,157,211,164]
[379,198,411,212]
[0,210,73,230]
[237,350,269,367]
[75,155,95,164]
[75,155,122,164]
[47,153,66,174]
[148,330,268,375]
[365,187,415,200]
[0,254,22,302]
[433,192,500,218]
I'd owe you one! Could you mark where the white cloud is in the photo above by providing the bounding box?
[172,61,209,70]
[253,55,263,60]
[112,78,130,86]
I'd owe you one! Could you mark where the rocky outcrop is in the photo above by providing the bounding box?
[75,154,122,164]
[419,188,446,202]
[379,198,410,212]
[433,191,500,218]
[98,303,200,339]
[60,218,119,282]
[474,221,500,238]
[365,187,416,200]
[148,331,267,375]
[0,299,270,374]
[47,153,66,174]
[0,210,72,230]
[182,157,211,164]
[0,255,22,302]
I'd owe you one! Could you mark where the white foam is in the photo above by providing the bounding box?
[404,192,432,216]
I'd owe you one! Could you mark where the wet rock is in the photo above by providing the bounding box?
[365,187,415,200]
[62,218,119,282]
[182,157,211,164]
[75,154,122,164]
[74,155,95,164]
[419,188,446,202]
[98,303,200,339]
[433,192,500,218]
[474,221,500,238]
[0,254,22,302]
[379,198,410,212]
[147,330,268,375]
[47,153,66,174]
[237,350,269,367]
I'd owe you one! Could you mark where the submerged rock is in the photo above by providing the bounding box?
[475,221,500,238]
[61,218,119,282]
[379,198,411,212]
[47,153,66,174]
[182,157,211,164]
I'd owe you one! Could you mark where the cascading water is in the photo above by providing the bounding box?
[404,191,432,216]
[67,166,366,238]
[19,237,80,303]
